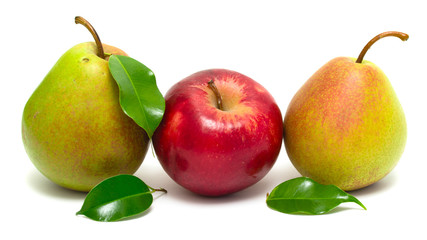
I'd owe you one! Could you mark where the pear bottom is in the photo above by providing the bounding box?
[22,110,149,192]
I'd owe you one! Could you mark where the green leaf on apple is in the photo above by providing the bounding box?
[266,177,366,215]
[76,174,166,222]
[108,55,165,138]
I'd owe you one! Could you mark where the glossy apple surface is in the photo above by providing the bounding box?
[152,69,283,196]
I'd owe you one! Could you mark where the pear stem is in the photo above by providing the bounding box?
[75,16,106,59]
[208,80,224,111]
[355,31,409,64]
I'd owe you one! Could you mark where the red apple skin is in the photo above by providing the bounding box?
[152,69,283,196]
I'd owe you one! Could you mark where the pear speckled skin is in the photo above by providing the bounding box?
[284,57,406,191]
[22,42,149,192]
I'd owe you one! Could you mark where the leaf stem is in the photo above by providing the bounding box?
[208,80,224,111]
[148,185,168,194]
[75,16,106,59]
[355,31,409,64]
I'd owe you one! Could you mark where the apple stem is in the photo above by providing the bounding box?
[75,16,106,59]
[355,31,409,64]
[208,80,224,111]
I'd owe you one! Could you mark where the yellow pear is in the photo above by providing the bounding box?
[284,31,408,191]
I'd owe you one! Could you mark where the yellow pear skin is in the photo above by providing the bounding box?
[284,54,407,191]
[22,42,149,192]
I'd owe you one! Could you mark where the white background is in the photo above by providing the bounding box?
[1,0,426,239]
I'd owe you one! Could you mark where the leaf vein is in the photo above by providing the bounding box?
[115,57,152,134]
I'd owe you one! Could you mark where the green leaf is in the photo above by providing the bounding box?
[76,174,153,222]
[266,177,366,215]
[108,55,165,138]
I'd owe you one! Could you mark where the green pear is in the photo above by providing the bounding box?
[22,17,149,192]
[283,31,408,191]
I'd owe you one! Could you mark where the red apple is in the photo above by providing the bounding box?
[152,69,283,196]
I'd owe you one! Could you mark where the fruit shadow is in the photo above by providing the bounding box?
[26,170,86,200]
[272,206,366,217]
[153,160,301,205]
[348,171,399,197]
[317,206,367,215]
